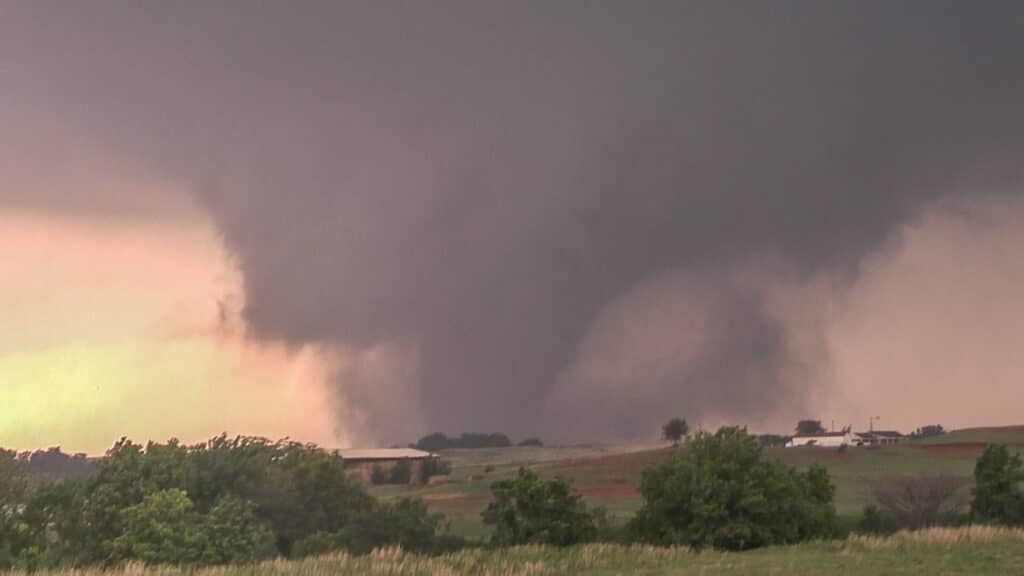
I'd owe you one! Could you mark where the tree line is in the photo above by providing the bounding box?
[410,432,543,451]
[0,448,96,482]
[0,435,461,571]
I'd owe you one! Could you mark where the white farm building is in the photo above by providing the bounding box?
[785,431,855,448]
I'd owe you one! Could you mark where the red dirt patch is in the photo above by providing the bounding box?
[545,448,674,475]
[421,493,469,502]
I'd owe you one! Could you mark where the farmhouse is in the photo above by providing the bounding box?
[337,448,439,485]
[785,431,855,448]
[855,430,905,446]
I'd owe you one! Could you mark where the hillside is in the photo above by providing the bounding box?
[370,427,1024,539]
[912,426,1024,447]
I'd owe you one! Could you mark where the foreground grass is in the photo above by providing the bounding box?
[14,527,1024,575]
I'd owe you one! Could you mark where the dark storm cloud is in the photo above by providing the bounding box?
[3,2,1024,442]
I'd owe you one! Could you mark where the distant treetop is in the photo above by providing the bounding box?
[662,418,689,447]
[411,432,513,451]
[796,420,827,436]
[911,425,945,438]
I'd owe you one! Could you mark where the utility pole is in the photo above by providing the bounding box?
[869,416,880,433]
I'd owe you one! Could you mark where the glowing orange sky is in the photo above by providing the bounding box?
[0,186,343,454]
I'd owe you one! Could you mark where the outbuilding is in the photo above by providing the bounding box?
[854,431,904,446]
[785,431,855,448]
[336,448,439,484]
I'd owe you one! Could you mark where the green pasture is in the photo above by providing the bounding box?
[370,427,1022,539]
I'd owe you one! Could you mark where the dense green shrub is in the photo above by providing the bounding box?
[352,498,452,555]
[106,489,276,567]
[420,458,452,479]
[0,451,30,570]
[371,465,389,485]
[18,478,88,569]
[197,496,276,565]
[857,505,897,535]
[389,460,413,484]
[971,444,1024,525]
[517,438,544,447]
[292,498,462,557]
[630,426,838,550]
[110,489,203,565]
[482,468,597,546]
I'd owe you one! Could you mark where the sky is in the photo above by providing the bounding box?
[1,2,1023,453]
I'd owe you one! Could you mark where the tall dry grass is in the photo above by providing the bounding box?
[849,524,1024,549]
[8,526,1024,576]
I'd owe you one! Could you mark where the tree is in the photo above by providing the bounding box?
[182,435,380,557]
[411,433,451,452]
[184,434,278,515]
[662,418,689,447]
[110,489,203,565]
[334,498,452,556]
[457,433,512,449]
[0,450,30,569]
[420,458,452,480]
[19,479,88,569]
[82,438,189,563]
[872,475,965,529]
[257,441,377,557]
[796,420,826,435]
[757,435,791,448]
[971,444,1024,525]
[196,496,276,565]
[630,426,837,550]
[16,447,96,481]
[911,425,946,438]
[411,432,514,451]
[482,468,597,546]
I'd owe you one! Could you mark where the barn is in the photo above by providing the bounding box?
[337,448,439,485]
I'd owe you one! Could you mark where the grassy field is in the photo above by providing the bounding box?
[13,527,1024,575]
[370,427,1024,539]
[912,426,1024,446]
